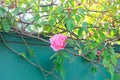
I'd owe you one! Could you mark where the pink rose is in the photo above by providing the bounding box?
[50,34,67,52]
[97,51,101,56]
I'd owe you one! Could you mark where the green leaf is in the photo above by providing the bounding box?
[110,47,115,54]
[13,7,20,16]
[111,55,117,66]
[52,52,66,79]
[108,64,114,77]
[42,7,48,11]
[111,73,120,80]
[82,22,89,34]
[60,66,66,80]
[99,31,106,40]
[70,0,74,6]
[53,53,64,64]
[20,52,27,58]
[82,22,88,27]
[103,50,111,60]
[102,59,109,67]
[0,7,6,17]
[78,27,84,36]
[2,19,10,32]
[66,18,74,32]
[61,0,64,3]
[57,6,63,13]
[13,7,25,16]
[29,49,34,57]
[50,18,56,27]
[67,39,75,46]
[61,51,70,59]
[75,15,81,22]
[91,67,97,75]
[78,8,85,17]
[34,14,40,21]
[104,22,109,28]
[55,63,62,71]
[53,55,66,80]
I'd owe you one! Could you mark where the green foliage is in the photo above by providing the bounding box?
[13,7,25,16]
[52,51,69,80]
[78,27,84,37]
[91,67,97,75]
[28,49,35,57]
[0,7,6,17]
[65,18,74,32]
[2,19,10,32]
[78,8,85,17]
[111,54,117,66]
[111,73,120,80]
[75,14,81,23]
[102,47,118,78]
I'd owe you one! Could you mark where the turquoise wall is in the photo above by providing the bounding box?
[0,33,110,80]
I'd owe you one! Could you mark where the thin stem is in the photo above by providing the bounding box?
[64,48,108,79]
[0,33,61,80]
[64,48,96,63]
[12,29,50,43]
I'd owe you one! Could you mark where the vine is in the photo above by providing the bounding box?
[0,33,61,80]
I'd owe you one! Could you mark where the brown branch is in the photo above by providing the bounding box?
[87,10,109,13]
[64,48,97,63]
[83,36,119,56]
[17,3,58,15]
[55,26,79,39]
[0,33,60,80]
[18,19,34,25]
[17,14,49,25]
[64,8,109,13]
[11,28,50,43]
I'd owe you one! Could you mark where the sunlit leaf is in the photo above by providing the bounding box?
[78,27,84,36]
[0,7,6,17]
[108,64,114,77]
[75,15,81,22]
[2,19,10,32]
[66,18,74,32]
[29,49,34,57]
[102,59,109,68]
[78,8,85,17]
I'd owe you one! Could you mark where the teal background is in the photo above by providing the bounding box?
[0,32,110,80]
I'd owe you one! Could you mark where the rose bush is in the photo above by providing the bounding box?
[0,0,120,80]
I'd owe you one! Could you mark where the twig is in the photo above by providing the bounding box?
[21,36,47,80]
[64,48,108,79]
[17,3,58,15]
[64,48,96,63]
[11,29,50,43]
[0,33,60,80]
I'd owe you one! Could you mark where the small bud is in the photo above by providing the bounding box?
[88,33,92,37]
[102,48,105,51]
[97,51,101,56]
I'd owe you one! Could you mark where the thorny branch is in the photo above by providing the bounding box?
[0,33,61,80]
